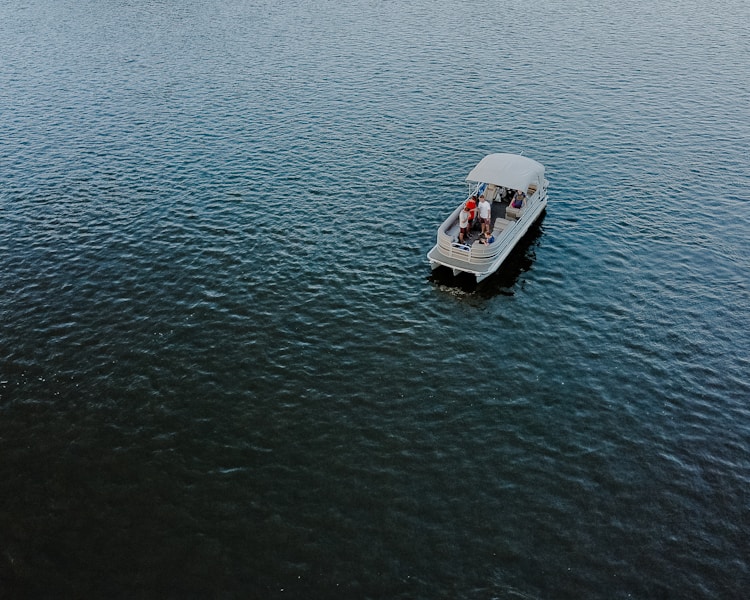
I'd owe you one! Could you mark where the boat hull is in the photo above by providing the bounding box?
[428,196,546,283]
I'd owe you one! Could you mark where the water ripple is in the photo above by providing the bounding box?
[2,0,750,598]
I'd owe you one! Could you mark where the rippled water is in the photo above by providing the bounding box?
[1,0,749,598]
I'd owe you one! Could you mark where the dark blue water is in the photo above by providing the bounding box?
[2,1,749,598]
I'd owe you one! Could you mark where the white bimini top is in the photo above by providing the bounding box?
[465,153,545,192]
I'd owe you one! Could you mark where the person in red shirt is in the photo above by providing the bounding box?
[465,195,477,230]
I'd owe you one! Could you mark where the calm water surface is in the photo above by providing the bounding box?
[1,0,749,598]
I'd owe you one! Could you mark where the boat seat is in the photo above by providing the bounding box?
[506,186,537,219]
[484,184,499,202]
[505,198,525,219]
[493,217,512,233]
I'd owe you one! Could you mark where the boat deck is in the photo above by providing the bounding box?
[445,201,511,247]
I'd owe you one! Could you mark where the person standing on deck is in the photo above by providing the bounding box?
[458,204,471,244]
[465,195,477,230]
[478,194,491,236]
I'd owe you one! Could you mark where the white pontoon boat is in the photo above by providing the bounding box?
[427,153,548,283]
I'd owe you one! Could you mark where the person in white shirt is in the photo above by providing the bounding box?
[478,194,491,236]
[458,204,471,244]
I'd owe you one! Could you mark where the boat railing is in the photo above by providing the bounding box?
[466,182,487,198]
[436,220,518,266]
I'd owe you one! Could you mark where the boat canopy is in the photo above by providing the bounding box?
[465,153,545,192]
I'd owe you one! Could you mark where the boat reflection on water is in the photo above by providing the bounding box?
[428,213,546,296]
